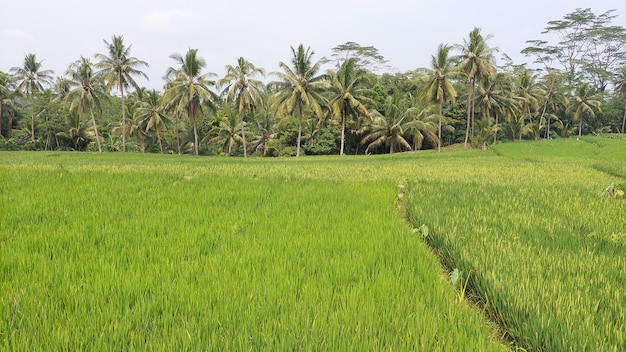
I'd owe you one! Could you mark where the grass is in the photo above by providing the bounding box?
[1,151,506,350]
[2,135,624,351]
[407,136,626,351]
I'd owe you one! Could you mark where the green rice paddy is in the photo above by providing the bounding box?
[2,135,625,350]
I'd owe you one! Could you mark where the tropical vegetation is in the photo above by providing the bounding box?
[1,8,625,154]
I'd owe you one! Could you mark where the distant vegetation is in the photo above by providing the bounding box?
[1,8,625,155]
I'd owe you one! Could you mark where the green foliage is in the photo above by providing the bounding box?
[303,127,338,155]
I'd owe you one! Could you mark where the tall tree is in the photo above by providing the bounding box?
[162,49,217,156]
[425,44,458,151]
[250,108,277,156]
[205,105,242,156]
[456,28,498,148]
[523,9,626,91]
[538,71,568,139]
[330,42,388,72]
[569,82,602,136]
[135,89,170,154]
[617,68,626,133]
[10,53,54,141]
[328,58,373,155]
[0,72,17,138]
[95,35,149,152]
[271,44,329,157]
[64,57,103,153]
[10,53,54,96]
[475,73,517,144]
[515,68,545,140]
[219,57,265,157]
[361,93,427,154]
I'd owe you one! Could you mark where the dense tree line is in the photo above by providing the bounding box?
[1,8,625,155]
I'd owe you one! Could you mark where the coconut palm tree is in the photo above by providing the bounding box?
[219,57,265,157]
[455,28,497,148]
[64,57,103,153]
[361,94,417,154]
[569,82,602,136]
[0,71,17,138]
[271,44,329,157]
[425,44,458,152]
[475,73,517,144]
[205,106,242,156]
[10,53,55,141]
[162,49,217,155]
[516,68,545,140]
[328,58,373,155]
[10,53,54,96]
[95,35,149,152]
[135,89,170,154]
[539,71,568,139]
[406,104,441,150]
[251,108,277,156]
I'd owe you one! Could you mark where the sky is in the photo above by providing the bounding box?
[1,1,624,91]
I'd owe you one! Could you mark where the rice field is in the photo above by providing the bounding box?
[406,136,626,351]
[1,135,624,351]
[1,151,505,350]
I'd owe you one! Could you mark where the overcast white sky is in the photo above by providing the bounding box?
[1,1,623,90]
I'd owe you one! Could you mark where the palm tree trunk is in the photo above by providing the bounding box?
[240,110,247,157]
[89,102,102,153]
[8,112,13,138]
[121,87,127,152]
[621,108,625,134]
[175,113,181,154]
[438,103,442,152]
[30,113,35,141]
[463,80,474,148]
[494,113,499,144]
[578,118,583,136]
[340,108,346,155]
[157,130,164,154]
[45,115,52,151]
[189,105,199,156]
[296,104,302,157]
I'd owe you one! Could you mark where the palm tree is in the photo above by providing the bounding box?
[539,71,568,139]
[425,44,458,152]
[516,68,545,140]
[10,53,54,141]
[328,58,373,155]
[0,72,17,138]
[135,90,170,154]
[616,68,626,134]
[219,57,265,157]
[475,73,517,144]
[406,104,440,150]
[205,106,242,156]
[455,28,497,148]
[64,57,103,153]
[162,49,217,155]
[271,44,329,157]
[361,94,415,154]
[569,83,602,136]
[95,35,149,152]
[473,118,499,150]
[10,53,54,96]
[251,108,277,156]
